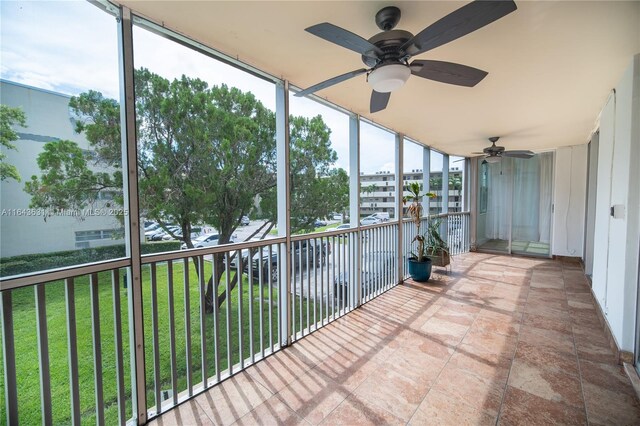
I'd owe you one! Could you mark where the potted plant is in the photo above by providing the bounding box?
[403,182,436,282]
[425,218,450,268]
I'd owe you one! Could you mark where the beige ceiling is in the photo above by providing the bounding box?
[116,1,639,157]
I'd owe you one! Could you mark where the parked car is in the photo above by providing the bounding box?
[144,221,159,231]
[331,212,344,221]
[360,217,381,226]
[230,239,330,282]
[180,233,235,249]
[326,224,351,232]
[334,251,395,302]
[163,227,203,241]
[314,219,327,227]
[147,225,179,241]
[368,212,390,222]
[240,215,250,226]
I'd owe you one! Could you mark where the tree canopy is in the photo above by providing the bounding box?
[0,104,27,182]
[25,68,349,308]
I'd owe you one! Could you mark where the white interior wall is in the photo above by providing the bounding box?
[591,54,640,352]
[552,145,588,257]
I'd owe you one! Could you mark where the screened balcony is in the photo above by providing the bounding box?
[1,1,640,425]
[148,253,640,425]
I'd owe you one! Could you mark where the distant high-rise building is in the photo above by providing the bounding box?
[359,168,463,218]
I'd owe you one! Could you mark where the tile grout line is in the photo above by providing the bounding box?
[308,285,425,425]
[403,268,485,425]
[566,263,591,425]
[493,258,534,426]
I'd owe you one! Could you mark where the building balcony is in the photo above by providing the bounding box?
[149,252,640,425]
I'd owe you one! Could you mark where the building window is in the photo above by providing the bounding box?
[75,229,116,243]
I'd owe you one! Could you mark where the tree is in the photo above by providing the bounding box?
[260,115,349,233]
[0,104,27,182]
[449,173,462,191]
[26,68,348,310]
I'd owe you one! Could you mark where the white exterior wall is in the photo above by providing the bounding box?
[591,55,640,352]
[552,145,588,257]
[0,81,124,258]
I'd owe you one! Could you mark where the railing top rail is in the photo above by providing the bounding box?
[357,220,399,231]
[142,236,286,264]
[290,228,357,241]
[0,257,131,291]
[401,212,469,223]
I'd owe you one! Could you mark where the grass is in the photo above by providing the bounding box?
[0,259,331,425]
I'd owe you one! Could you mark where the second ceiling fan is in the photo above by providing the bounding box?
[295,1,517,113]
[475,137,535,163]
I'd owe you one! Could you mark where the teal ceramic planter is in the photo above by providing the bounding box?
[408,258,432,282]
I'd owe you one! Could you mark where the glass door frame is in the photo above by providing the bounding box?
[475,152,555,258]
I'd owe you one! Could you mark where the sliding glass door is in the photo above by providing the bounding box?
[476,152,553,257]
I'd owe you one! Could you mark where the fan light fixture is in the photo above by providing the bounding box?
[368,64,411,93]
[485,156,502,163]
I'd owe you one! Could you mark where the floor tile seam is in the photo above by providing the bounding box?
[269,363,353,422]
[268,391,326,426]
[321,386,407,426]
[191,390,236,426]
[405,284,486,425]
[229,395,313,426]
[564,263,592,425]
[494,271,534,426]
[345,276,457,424]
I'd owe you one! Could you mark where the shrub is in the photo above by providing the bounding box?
[0,241,181,277]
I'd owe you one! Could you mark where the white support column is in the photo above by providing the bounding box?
[276,81,291,347]
[463,157,471,212]
[396,134,404,283]
[441,154,450,240]
[349,115,361,306]
[422,147,431,213]
[442,154,450,214]
[117,7,146,424]
[469,157,478,251]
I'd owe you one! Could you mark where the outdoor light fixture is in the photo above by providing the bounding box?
[367,64,411,93]
[485,156,502,164]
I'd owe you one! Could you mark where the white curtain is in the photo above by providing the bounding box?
[484,153,553,243]
[485,159,512,240]
[512,156,541,241]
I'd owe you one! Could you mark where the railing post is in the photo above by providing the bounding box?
[276,80,291,347]
[349,115,361,306]
[1,291,18,425]
[117,6,147,424]
[396,133,404,284]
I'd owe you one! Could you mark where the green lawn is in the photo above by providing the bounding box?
[0,259,330,425]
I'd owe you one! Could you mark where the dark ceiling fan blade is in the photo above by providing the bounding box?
[306,23,384,59]
[370,90,390,113]
[295,68,368,97]
[503,150,535,159]
[410,60,488,87]
[401,1,517,56]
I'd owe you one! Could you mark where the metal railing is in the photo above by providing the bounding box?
[0,214,468,424]
[402,212,471,278]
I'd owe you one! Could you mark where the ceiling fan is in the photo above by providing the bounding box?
[474,137,534,163]
[295,1,517,113]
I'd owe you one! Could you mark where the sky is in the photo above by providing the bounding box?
[0,0,458,174]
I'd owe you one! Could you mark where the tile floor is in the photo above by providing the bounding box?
[150,252,640,425]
